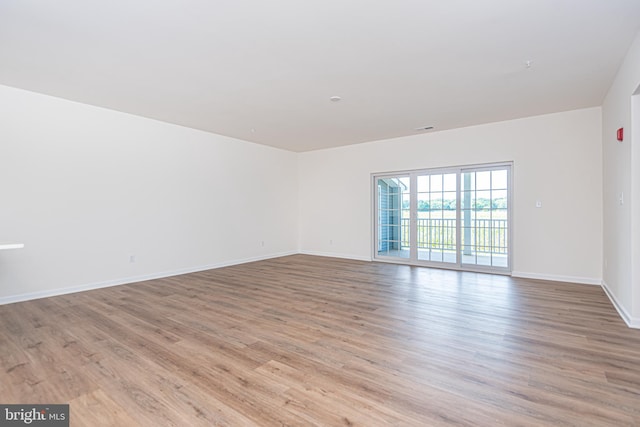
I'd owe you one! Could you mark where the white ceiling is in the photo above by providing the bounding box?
[1,1,639,152]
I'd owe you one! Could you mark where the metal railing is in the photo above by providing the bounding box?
[400,218,508,254]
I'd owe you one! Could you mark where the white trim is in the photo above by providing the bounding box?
[601,280,640,329]
[0,251,297,306]
[0,243,25,250]
[511,271,601,286]
[298,250,372,262]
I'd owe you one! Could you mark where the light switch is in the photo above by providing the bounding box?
[535,200,542,208]
[620,192,624,205]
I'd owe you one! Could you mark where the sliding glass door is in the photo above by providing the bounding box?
[374,163,511,273]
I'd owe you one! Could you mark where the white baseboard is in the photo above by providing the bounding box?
[0,251,297,306]
[511,271,602,286]
[298,250,372,262]
[601,281,640,329]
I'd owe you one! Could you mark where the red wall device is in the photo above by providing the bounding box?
[617,127,624,141]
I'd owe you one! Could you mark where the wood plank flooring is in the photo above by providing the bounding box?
[1,254,640,426]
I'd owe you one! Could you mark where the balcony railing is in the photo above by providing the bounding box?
[400,218,508,254]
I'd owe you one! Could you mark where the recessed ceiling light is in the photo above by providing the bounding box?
[415,126,435,131]
[329,96,342,102]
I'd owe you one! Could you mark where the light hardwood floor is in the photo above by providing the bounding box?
[1,255,640,426]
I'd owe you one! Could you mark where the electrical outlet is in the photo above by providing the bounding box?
[129,255,136,263]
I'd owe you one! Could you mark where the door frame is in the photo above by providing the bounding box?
[371,162,513,275]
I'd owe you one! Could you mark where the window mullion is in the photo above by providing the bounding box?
[410,173,418,261]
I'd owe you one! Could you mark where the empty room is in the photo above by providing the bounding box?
[2,1,640,425]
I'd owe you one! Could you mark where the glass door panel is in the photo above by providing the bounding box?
[460,167,510,269]
[417,172,457,264]
[376,176,410,259]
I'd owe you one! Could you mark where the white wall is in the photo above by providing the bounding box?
[299,108,603,284]
[0,85,299,303]
[0,84,608,304]
[602,31,640,327]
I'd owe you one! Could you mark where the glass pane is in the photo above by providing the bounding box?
[492,190,508,207]
[460,226,472,245]
[430,174,443,192]
[417,193,429,211]
[492,254,508,268]
[476,171,491,190]
[492,170,508,190]
[430,209,443,220]
[475,190,491,209]
[417,175,429,192]
[379,211,394,225]
[477,253,492,266]
[493,208,508,220]
[443,173,457,192]
[462,172,475,191]
[461,191,473,209]
[461,208,475,220]
[443,191,457,210]
[460,245,475,264]
[402,193,411,209]
[430,192,443,208]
